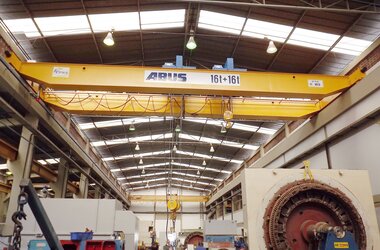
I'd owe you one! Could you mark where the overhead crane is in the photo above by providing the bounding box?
[4,51,366,120]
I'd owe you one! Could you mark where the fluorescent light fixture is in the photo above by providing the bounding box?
[0,164,8,170]
[179,133,259,150]
[267,40,277,54]
[103,30,115,46]
[35,15,90,37]
[37,158,60,165]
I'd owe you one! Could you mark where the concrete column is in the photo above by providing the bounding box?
[3,117,37,235]
[93,186,101,199]
[74,167,90,199]
[50,159,69,198]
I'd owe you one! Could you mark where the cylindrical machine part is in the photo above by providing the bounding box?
[263,180,366,250]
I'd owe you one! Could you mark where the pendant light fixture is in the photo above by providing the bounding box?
[142,168,145,174]
[266,40,277,54]
[139,158,143,165]
[197,169,200,175]
[135,142,140,151]
[173,145,177,151]
[210,144,215,153]
[175,124,181,133]
[202,159,206,166]
[129,120,136,131]
[103,29,115,46]
[186,30,197,50]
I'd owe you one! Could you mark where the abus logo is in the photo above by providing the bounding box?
[146,72,187,82]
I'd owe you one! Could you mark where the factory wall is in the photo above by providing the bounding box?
[130,187,206,246]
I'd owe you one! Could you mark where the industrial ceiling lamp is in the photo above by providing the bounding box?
[103,29,115,46]
[139,158,143,165]
[202,159,206,166]
[129,121,135,131]
[173,144,177,151]
[197,169,200,175]
[175,124,181,133]
[221,123,227,134]
[266,40,277,54]
[142,167,145,174]
[135,142,140,151]
[186,30,197,50]
[210,144,215,153]
[146,182,149,188]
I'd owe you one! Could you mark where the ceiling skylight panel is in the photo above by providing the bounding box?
[243,19,292,43]
[140,9,185,30]
[198,10,245,35]
[3,18,41,38]
[89,12,140,32]
[171,162,231,174]
[332,36,372,56]
[35,15,90,37]
[288,28,339,51]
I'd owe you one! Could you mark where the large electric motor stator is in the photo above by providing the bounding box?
[263,180,366,250]
[240,169,380,250]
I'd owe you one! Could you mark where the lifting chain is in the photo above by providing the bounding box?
[10,188,28,250]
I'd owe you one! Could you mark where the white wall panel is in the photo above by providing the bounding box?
[329,123,380,194]
[326,89,380,137]
[287,150,329,169]
[284,129,326,162]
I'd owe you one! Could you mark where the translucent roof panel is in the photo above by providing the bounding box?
[332,36,373,56]
[3,18,41,38]
[288,28,340,51]
[140,9,186,30]
[35,15,90,37]
[243,19,293,43]
[198,10,245,35]
[89,12,140,32]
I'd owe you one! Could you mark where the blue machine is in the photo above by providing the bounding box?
[319,231,359,250]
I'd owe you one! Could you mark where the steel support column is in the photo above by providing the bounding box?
[75,167,90,199]
[50,158,69,198]
[2,115,38,236]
